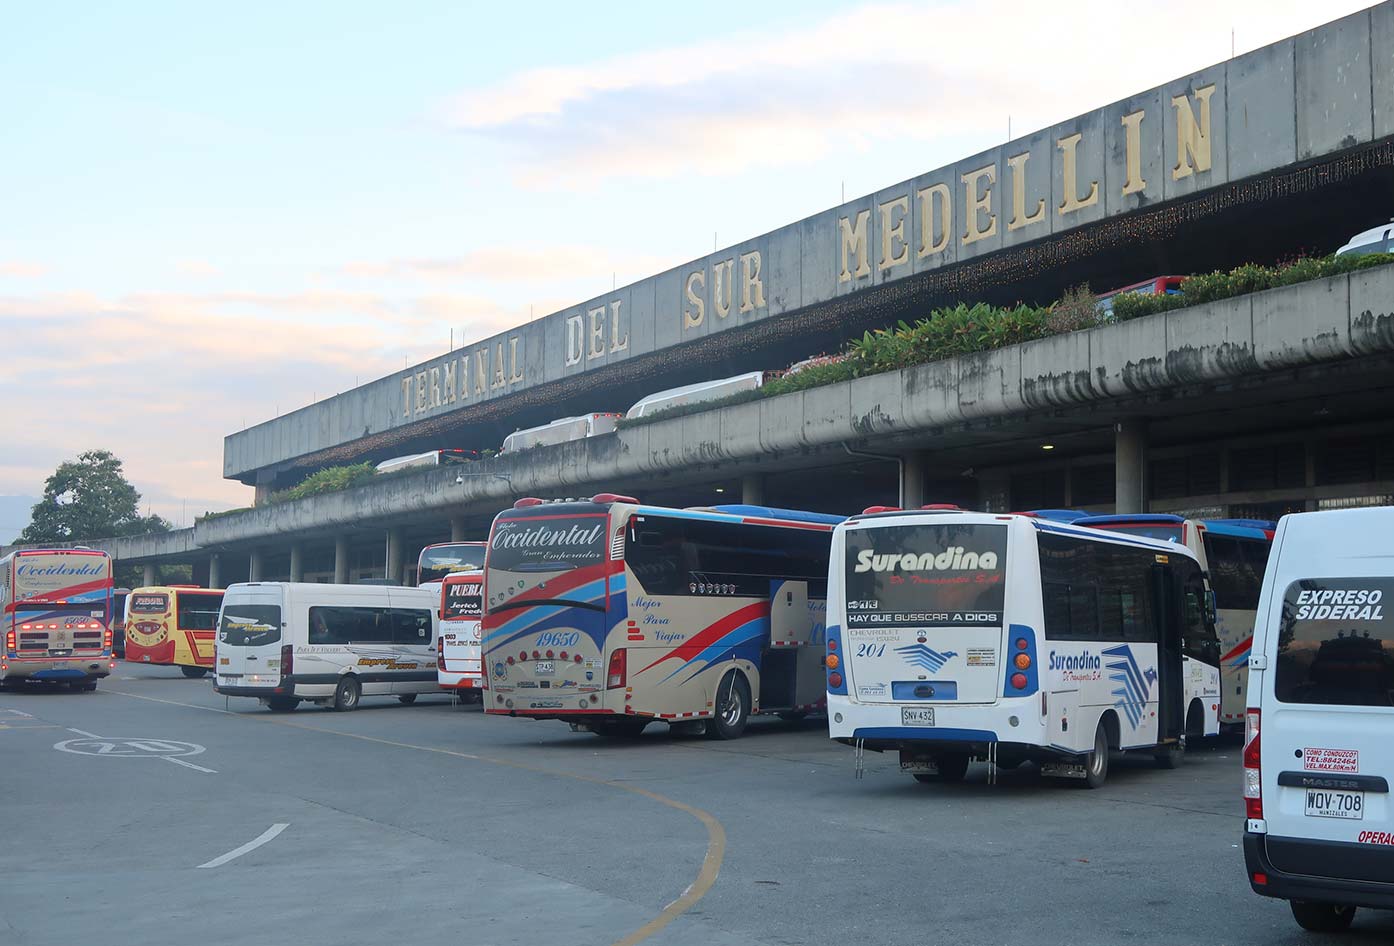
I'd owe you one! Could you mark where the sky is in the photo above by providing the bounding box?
[0,0,1375,535]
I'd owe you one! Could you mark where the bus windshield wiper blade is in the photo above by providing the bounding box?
[488,598,605,615]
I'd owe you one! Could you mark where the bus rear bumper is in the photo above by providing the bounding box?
[1244,832,1394,909]
[2,657,111,683]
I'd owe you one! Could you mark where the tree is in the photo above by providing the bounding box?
[16,450,172,544]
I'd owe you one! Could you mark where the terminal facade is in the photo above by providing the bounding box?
[6,3,1394,584]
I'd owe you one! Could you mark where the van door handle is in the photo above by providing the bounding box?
[1277,771,1389,793]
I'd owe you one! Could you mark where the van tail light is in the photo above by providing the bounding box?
[437,638,446,671]
[1243,708,1262,819]
[606,649,627,689]
[281,644,294,679]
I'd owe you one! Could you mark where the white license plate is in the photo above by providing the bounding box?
[901,707,935,727]
[1305,789,1364,820]
[535,661,555,675]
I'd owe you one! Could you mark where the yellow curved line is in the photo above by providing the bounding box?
[105,689,725,946]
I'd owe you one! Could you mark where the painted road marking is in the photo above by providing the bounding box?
[197,823,289,869]
[54,732,217,772]
[106,688,724,946]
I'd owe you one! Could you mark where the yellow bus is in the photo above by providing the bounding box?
[124,585,224,677]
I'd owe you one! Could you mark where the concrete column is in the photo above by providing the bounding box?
[334,536,349,584]
[450,516,467,542]
[900,452,928,509]
[288,543,304,583]
[208,554,221,590]
[385,528,404,585]
[740,474,765,506]
[142,564,155,587]
[1114,419,1149,514]
[249,550,264,582]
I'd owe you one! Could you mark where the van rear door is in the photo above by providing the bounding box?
[216,585,285,692]
[1263,575,1394,880]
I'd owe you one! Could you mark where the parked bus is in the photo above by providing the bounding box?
[482,495,840,739]
[499,413,622,454]
[417,541,487,591]
[625,372,765,420]
[215,582,438,712]
[123,585,224,676]
[1075,514,1273,728]
[375,448,483,474]
[826,509,1221,787]
[1095,275,1184,317]
[0,548,114,690]
[111,586,130,658]
[439,571,485,699]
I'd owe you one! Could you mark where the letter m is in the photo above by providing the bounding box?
[839,210,871,283]
[1171,84,1215,181]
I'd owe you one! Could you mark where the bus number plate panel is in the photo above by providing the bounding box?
[535,661,555,676]
[1305,789,1363,820]
[901,707,935,727]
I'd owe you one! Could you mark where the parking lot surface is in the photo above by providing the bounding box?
[2,668,1390,946]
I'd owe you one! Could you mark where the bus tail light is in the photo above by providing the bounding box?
[280,644,294,680]
[1243,708,1263,819]
[1013,653,1031,670]
[606,649,627,689]
[437,638,446,671]
[4,629,14,653]
[825,653,839,670]
[1011,672,1028,690]
[104,627,113,651]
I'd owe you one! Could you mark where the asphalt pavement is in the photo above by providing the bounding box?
[1,667,1390,946]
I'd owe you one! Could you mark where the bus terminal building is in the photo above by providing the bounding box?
[7,3,1394,584]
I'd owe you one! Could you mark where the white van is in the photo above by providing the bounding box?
[1243,508,1394,931]
[214,582,439,712]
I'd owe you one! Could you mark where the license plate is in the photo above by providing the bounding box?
[1306,789,1364,820]
[48,649,71,656]
[535,661,555,675]
[901,707,935,727]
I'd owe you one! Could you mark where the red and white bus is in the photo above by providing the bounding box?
[438,570,485,699]
[0,548,115,690]
[482,495,840,739]
[416,541,486,592]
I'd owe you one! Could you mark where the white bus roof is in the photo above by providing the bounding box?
[626,371,764,418]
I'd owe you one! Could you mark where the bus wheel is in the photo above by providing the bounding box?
[397,693,417,705]
[82,682,97,692]
[1290,901,1356,932]
[333,676,361,712]
[1155,739,1184,769]
[707,673,750,740]
[1083,722,1110,789]
[935,753,970,782]
[180,666,208,679]
[266,698,298,713]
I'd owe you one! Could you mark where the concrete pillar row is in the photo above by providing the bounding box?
[450,516,468,542]
[385,528,405,585]
[1114,419,1149,515]
[740,474,765,506]
[248,550,264,583]
[142,564,155,587]
[334,536,349,584]
[900,451,929,509]
[208,553,222,590]
[288,543,304,583]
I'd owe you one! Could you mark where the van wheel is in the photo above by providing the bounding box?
[397,693,417,705]
[1083,722,1110,789]
[180,666,208,678]
[1290,901,1356,932]
[266,698,298,713]
[706,672,750,740]
[333,677,361,712]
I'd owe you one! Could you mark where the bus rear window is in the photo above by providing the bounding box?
[178,593,223,630]
[130,593,169,614]
[443,581,483,620]
[488,514,607,573]
[220,605,281,647]
[843,523,1006,627]
[1275,578,1394,707]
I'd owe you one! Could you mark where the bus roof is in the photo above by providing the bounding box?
[1073,513,1185,526]
[703,504,845,525]
[1199,518,1275,538]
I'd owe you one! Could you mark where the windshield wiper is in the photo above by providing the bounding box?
[488,597,605,615]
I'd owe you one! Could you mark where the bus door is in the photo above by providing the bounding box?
[761,579,815,709]
[1151,562,1185,742]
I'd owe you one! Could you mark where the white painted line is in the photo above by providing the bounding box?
[67,727,102,738]
[197,823,288,869]
[164,756,217,774]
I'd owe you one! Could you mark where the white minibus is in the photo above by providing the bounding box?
[214,582,439,712]
[624,372,764,419]
[1243,507,1394,931]
[826,509,1221,787]
[499,414,621,453]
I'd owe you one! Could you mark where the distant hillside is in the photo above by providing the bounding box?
[1,496,39,543]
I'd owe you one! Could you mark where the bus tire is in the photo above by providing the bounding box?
[82,682,98,692]
[397,693,417,705]
[180,666,208,678]
[706,672,750,740]
[1290,901,1356,932]
[1083,721,1110,789]
[1186,700,1205,740]
[333,676,361,712]
[266,698,298,713]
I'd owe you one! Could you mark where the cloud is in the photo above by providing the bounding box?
[175,259,221,277]
[440,0,1373,188]
[0,261,47,278]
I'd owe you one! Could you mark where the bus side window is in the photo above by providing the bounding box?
[393,608,433,644]
[1180,567,1219,663]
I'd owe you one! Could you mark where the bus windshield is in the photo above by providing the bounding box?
[418,543,487,585]
[843,523,1007,627]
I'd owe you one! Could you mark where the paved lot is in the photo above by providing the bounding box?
[2,668,1391,946]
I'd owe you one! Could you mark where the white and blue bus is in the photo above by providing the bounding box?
[825,510,1221,787]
